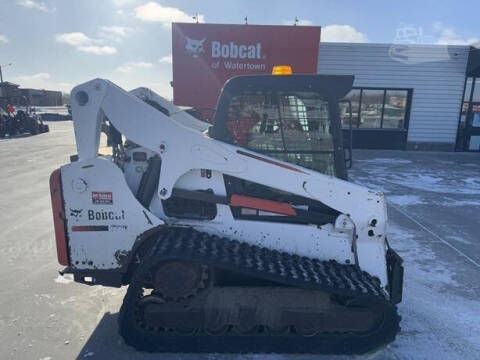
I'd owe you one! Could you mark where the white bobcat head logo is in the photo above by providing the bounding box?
[185,37,206,58]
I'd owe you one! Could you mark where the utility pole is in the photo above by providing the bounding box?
[0,63,12,108]
[0,63,12,84]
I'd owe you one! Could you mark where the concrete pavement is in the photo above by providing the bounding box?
[0,121,479,360]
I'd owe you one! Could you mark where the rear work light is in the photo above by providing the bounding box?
[272,65,292,75]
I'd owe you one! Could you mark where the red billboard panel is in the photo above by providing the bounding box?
[172,23,321,119]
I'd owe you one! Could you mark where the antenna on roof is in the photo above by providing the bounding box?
[244,16,248,25]
[192,13,199,23]
[294,17,299,26]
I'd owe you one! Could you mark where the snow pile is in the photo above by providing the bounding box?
[54,274,74,284]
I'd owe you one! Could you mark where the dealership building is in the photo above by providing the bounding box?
[171,23,480,152]
[317,42,480,152]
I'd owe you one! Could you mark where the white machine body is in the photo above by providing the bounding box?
[60,79,389,289]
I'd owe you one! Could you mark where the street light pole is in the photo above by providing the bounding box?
[0,63,13,108]
[0,63,12,84]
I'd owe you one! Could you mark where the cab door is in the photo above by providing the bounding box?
[211,75,354,180]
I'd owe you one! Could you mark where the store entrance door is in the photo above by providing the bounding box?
[465,102,480,151]
[457,76,480,151]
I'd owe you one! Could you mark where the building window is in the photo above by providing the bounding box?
[340,89,360,128]
[341,88,411,130]
[473,79,480,103]
[359,89,384,128]
[383,90,408,129]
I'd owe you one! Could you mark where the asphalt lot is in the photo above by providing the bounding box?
[0,121,479,360]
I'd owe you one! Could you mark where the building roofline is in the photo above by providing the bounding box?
[320,41,471,49]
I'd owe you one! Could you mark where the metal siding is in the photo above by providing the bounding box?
[318,43,469,144]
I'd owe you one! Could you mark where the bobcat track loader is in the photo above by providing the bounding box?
[50,73,403,354]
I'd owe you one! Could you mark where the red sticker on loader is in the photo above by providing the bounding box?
[92,191,113,205]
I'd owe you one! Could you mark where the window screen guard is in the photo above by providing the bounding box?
[226,91,337,176]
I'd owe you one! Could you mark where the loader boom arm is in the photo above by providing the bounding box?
[129,87,211,132]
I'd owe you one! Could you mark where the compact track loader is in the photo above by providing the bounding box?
[50,73,403,354]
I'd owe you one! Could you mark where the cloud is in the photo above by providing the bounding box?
[10,72,73,93]
[15,72,51,81]
[158,54,172,64]
[17,0,55,12]
[282,19,312,26]
[115,61,154,73]
[99,25,133,42]
[134,2,204,28]
[78,46,118,55]
[0,35,8,44]
[434,22,479,45]
[112,0,138,6]
[55,32,117,55]
[55,32,93,47]
[321,25,367,42]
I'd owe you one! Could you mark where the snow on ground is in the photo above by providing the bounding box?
[441,198,480,207]
[351,154,480,204]
[391,173,480,195]
[348,152,480,360]
[356,158,413,165]
[385,224,480,360]
[444,235,473,246]
[54,274,74,284]
[352,165,480,196]
[388,195,425,206]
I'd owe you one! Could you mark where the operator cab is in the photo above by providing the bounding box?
[209,72,354,180]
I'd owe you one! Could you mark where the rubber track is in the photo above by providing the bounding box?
[119,227,401,354]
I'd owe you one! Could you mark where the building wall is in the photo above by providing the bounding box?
[0,82,21,109]
[317,43,469,149]
[20,88,63,106]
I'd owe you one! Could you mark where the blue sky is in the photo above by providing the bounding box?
[0,0,479,98]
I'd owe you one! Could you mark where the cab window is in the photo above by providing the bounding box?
[226,91,336,176]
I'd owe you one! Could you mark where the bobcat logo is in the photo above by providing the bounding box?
[185,37,206,58]
[69,208,82,218]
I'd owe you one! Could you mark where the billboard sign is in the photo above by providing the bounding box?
[172,23,321,119]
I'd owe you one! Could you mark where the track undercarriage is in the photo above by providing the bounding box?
[118,227,401,354]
